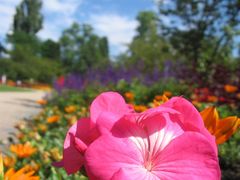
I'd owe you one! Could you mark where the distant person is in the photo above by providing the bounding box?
[1,75,7,84]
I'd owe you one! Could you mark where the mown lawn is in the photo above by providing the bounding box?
[0,85,31,92]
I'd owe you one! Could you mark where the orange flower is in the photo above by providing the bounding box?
[134,105,148,112]
[3,156,16,168]
[200,107,240,144]
[124,92,134,101]
[10,143,36,158]
[47,115,60,124]
[64,105,76,113]
[207,95,218,103]
[152,94,169,107]
[36,99,47,105]
[4,166,39,180]
[163,91,172,97]
[224,84,238,93]
[155,94,169,102]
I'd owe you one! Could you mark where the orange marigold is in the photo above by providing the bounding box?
[10,143,36,158]
[163,91,172,97]
[224,84,238,93]
[47,115,60,124]
[207,95,218,103]
[3,156,16,168]
[36,99,47,105]
[134,105,148,112]
[4,166,39,180]
[64,105,77,113]
[124,92,134,101]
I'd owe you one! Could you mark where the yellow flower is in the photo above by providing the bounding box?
[38,124,47,133]
[4,166,39,180]
[224,84,238,93]
[3,156,16,168]
[0,153,3,179]
[10,142,36,158]
[49,148,62,161]
[47,115,60,124]
[200,107,240,144]
[67,115,78,126]
[64,105,76,113]
[124,92,134,101]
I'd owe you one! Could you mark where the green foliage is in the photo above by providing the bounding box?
[118,11,176,73]
[41,39,60,60]
[136,11,158,39]
[60,22,109,73]
[158,0,240,67]
[0,58,62,83]
[13,0,43,35]
[0,85,31,92]
[8,31,41,60]
[219,132,240,180]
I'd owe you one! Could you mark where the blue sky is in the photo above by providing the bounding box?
[0,0,158,56]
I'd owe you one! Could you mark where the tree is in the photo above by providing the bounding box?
[41,39,60,60]
[136,11,158,39]
[8,0,43,59]
[123,11,174,73]
[158,0,240,68]
[60,22,109,73]
[0,42,7,58]
[13,0,43,35]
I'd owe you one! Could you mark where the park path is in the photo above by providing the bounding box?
[0,91,46,144]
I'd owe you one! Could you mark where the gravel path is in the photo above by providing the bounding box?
[0,91,46,143]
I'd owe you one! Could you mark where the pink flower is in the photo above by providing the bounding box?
[53,92,133,174]
[85,97,221,179]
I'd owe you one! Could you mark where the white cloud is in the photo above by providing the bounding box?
[89,13,138,55]
[42,0,81,15]
[0,0,21,39]
[38,0,83,41]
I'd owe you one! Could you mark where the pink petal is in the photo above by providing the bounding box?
[96,111,122,135]
[152,132,221,180]
[161,97,217,154]
[112,109,184,153]
[161,97,204,131]
[111,168,160,180]
[54,118,99,174]
[85,135,143,180]
[90,92,133,124]
[86,110,185,179]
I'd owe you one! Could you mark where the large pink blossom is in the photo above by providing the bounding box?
[85,96,221,179]
[53,92,133,174]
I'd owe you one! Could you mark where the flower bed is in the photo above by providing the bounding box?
[0,83,240,179]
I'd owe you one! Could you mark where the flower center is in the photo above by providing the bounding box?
[144,160,153,172]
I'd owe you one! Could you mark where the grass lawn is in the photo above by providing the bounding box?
[0,85,32,92]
